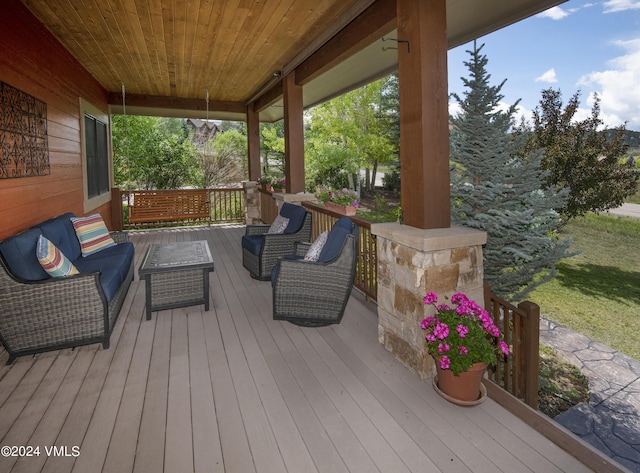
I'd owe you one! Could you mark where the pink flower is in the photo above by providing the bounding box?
[438,342,450,354]
[423,292,438,305]
[456,324,469,338]
[425,333,436,343]
[459,346,468,355]
[421,316,435,330]
[433,321,449,340]
[439,356,451,370]
[499,341,510,355]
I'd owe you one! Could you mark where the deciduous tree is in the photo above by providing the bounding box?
[516,89,638,220]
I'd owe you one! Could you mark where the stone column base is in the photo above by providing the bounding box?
[242,181,261,224]
[371,223,487,379]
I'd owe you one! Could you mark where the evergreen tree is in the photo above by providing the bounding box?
[450,43,575,301]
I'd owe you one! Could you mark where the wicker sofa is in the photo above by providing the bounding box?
[0,213,134,364]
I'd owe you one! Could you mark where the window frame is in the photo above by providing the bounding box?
[79,98,112,213]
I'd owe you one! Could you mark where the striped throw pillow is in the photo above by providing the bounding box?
[36,235,79,277]
[70,214,116,257]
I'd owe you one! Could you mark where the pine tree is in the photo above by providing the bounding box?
[450,42,576,301]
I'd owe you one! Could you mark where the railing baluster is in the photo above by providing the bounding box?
[485,285,540,409]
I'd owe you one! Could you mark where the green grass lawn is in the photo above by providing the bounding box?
[627,187,640,204]
[529,213,640,360]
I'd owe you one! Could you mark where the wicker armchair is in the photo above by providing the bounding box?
[272,216,358,327]
[242,202,312,280]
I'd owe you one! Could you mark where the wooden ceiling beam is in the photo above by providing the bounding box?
[253,81,283,114]
[250,0,395,114]
[295,0,397,86]
[107,92,246,114]
[245,0,378,107]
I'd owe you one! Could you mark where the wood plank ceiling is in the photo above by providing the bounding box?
[21,0,566,121]
[22,0,368,102]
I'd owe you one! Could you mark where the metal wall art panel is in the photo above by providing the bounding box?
[0,82,50,179]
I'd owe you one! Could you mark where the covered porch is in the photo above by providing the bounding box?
[0,225,606,473]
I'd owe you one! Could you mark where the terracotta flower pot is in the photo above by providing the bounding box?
[324,201,356,216]
[433,357,487,406]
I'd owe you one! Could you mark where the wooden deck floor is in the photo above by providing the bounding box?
[0,225,596,473]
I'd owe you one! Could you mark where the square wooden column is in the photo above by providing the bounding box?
[397,0,450,229]
[283,72,305,194]
[246,103,261,181]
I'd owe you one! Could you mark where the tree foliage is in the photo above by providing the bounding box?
[196,128,248,187]
[450,43,575,301]
[305,78,396,191]
[260,121,285,177]
[516,89,638,220]
[112,116,199,189]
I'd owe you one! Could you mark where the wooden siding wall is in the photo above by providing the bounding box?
[0,0,110,241]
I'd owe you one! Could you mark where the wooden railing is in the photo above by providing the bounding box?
[302,201,377,301]
[484,286,540,409]
[115,187,244,229]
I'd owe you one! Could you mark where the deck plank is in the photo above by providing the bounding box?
[187,309,224,473]
[163,308,194,473]
[0,225,604,473]
[132,308,172,473]
[205,228,319,473]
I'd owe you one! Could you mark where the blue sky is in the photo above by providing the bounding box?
[447,0,640,130]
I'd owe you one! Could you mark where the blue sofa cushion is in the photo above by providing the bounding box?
[73,242,134,282]
[280,203,306,234]
[318,217,355,263]
[0,227,49,281]
[73,242,134,302]
[241,234,263,255]
[39,212,82,261]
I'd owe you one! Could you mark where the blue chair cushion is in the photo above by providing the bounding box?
[241,234,263,255]
[280,202,306,234]
[318,227,349,263]
[39,212,82,261]
[0,227,49,281]
[318,217,355,263]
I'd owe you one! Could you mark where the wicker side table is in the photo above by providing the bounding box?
[138,240,214,320]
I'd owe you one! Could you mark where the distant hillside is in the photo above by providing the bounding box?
[605,129,640,150]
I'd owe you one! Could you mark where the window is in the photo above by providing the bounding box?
[80,99,112,212]
[84,114,109,198]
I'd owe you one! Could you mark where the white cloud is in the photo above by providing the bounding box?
[535,68,558,83]
[577,39,640,129]
[537,6,570,20]
[602,0,640,13]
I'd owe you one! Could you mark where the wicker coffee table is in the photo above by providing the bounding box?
[139,240,214,320]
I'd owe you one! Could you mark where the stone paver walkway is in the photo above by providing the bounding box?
[540,318,640,472]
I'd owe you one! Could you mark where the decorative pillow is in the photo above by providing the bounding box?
[71,214,117,257]
[304,231,329,261]
[268,215,289,234]
[36,235,79,277]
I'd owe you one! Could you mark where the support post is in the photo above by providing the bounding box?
[283,72,305,194]
[247,103,261,181]
[397,0,450,229]
[519,300,540,409]
[110,188,123,231]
